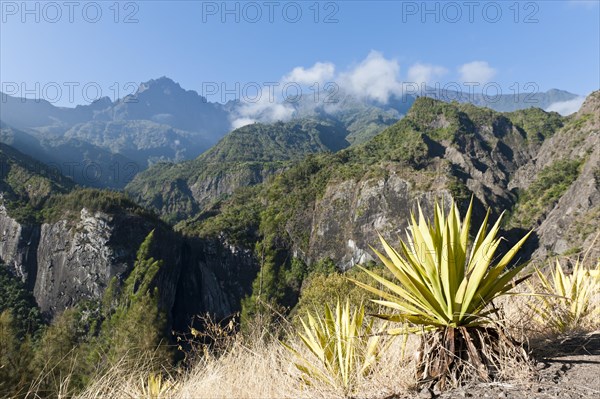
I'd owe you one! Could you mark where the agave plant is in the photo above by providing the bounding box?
[285,300,387,395]
[350,199,532,387]
[530,259,600,334]
[141,373,177,399]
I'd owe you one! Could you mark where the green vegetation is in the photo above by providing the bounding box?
[341,107,399,145]
[292,262,389,320]
[0,311,35,397]
[350,199,532,387]
[564,113,592,132]
[0,267,43,339]
[201,119,350,163]
[178,186,263,247]
[0,232,173,398]
[509,158,583,228]
[97,230,172,366]
[41,188,161,223]
[126,118,352,222]
[505,108,564,142]
[0,143,74,223]
[0,267,44,397]
[285,300,387,395]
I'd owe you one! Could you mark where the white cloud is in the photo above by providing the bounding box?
[458,61,497,84]
[339,51,402,103]
[545,97,586,115]
[283,62,335,85]
[229,51,408,129]
[230,93,295,130]
[230,53,502,129]
[406,63,448,86]
[231,118,256,129]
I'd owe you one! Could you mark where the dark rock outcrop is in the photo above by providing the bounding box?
[0,207,255,329]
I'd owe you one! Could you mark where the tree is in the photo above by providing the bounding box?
[100,230,172,368]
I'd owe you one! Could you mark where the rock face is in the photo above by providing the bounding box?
[0,209,40,287]
[511,91,600,259]
[1,91,597,331]
[0,207,255,328]
[172,237,257,328]
[308,171,451,269]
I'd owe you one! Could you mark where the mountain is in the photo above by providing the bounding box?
[181,97,565,263]
[0,93,111,131]
[97,77,231,135]
[0,77,231,135]
[1,91,596,336]
[0,142,75,222]
[1,77,580,191]
[0,142,255,330]
[161,92,598,315]
[508,91,600,258]
[0,120,140,188]
[0,78,233,188]
[126,118,352,222]
[62,120,213,165]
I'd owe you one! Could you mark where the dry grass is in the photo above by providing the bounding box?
[70,318,418,399]
[75,351,177,399]
[71,312,541,399]
[55,258,600,399]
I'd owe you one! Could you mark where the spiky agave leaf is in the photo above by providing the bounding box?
[141,373,178,399]
[284,299,388,394]
[530,259,600,333]
[350,198,532,330]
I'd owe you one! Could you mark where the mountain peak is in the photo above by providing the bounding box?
[137,76,185,95]
[578,90,600,115]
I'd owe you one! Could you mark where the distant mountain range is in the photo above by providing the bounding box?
[0,77,580,188]
[0,86,597,335]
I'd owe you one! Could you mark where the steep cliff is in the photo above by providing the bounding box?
[0,144,254,326]
[0,204,254,327]
[126,118,352,222]
[509,91,600,259]
[186,97,566,272]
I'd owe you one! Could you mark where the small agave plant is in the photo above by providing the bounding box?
[350,198,532,388]
[285,299,388,396]
[530,259,600,334]
[141,373,177,399]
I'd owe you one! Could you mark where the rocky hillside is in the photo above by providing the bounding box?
[509,91,600,259]
[1,92,596,332]
[0,144,256,330]
[126,118,352,222]
[181,97,568,266]
[0,142,75,219]
[165,92,598,315]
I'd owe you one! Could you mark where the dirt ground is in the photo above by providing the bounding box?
[414,332,600,399]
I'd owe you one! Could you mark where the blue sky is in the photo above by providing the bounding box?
[1,0,599,107]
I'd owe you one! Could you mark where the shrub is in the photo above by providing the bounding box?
[351,199,532,388]
[98,230,172,368]
[530,259,600,334]
[285,300,388,395]
[509,159,583,228]
[0,310,34,397]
